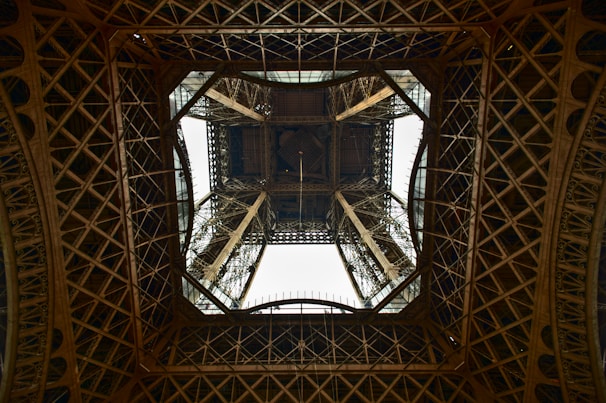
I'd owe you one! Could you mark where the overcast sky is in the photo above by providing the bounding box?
[181,114,423,309]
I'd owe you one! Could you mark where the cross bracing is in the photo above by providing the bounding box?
[179,67,417,310]
[0,1,605,402]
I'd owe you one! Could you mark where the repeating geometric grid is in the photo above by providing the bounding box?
[123,317,465,401]
[163,320,445,368]
[427,46,481,350]
[1,1,605,402]
[130,373,475,402]
[34,8,139,400]
[0,90,52,401]
[553,54,606,403]
[467,7,562,398]
[83,0,511,67]
[550,4,606,399]
[335,190,415,302]
[117,49,177,349]
[187,191,268,305]
[554,81,606,401]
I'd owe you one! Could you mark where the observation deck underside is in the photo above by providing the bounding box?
[0,1,605,402]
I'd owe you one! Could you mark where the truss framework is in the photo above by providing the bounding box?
[0,1,604,402]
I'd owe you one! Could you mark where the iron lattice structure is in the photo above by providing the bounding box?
[0,1,604,402]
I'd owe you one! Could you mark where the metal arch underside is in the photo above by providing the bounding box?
[178,62,422,308]
[0,1,605,402]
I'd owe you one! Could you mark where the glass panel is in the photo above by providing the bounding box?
[412,145,428,248]
[243,70,356,83]
[169,71,213,118]
[386,70,432,116]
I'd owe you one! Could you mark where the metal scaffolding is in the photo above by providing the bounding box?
[0,1,605,402]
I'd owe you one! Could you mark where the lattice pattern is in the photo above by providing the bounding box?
[465,8,566,398]
[329,73,419,121]
[187,191,268,304]
[86,0,508,27]
[427,46,480,346]
[33,9,138,400]
[335,190,415,301]
[161,319,445,369]
[84,0,510,67]
[2,1,606,402]
[0,90,51,401]
[129,372,475,402]
[554,78,606,400]
[116,48,177,349]
[207,122,229,189]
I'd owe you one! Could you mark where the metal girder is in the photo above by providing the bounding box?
[128,372,475,402]
[163,319,444,367]
[333,189,415,305]
[335,191,398,280]
[520,6,583,400]
[3,0,606,402]
[0,94,54,401]
[116,25,477,35]
[199,191,266,281]
[459,23,491,379]
[205,87,265,122]
[170,67,224,125]
[96,0,506,70]
[378,68,433,127]
[466,7,557,397]
[83,0,506,32]
[153,363,452,373]
[335,86,394,121]
[552,70,606,403]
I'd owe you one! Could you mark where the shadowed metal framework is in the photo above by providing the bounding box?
[176,67,422,312]
[0,0,605,402]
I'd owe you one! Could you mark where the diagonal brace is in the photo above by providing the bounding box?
[204,192,267,281]
[335,191,398,280]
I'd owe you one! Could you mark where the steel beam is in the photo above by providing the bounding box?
[158,363,454,374]
[170,66,224,126]
[115,25,474,35]
[377,67,434,128]
[335,191,398,280]
[205,88,265,122]
[203,192,267,281]
[335,86,394,121]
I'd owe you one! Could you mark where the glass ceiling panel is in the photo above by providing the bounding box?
[386,70,431,116]
[242,70,356,83]
[169,71,214,118]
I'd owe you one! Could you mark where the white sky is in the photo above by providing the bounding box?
[181,114,423,307]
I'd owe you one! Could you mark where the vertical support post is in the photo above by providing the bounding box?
[335,191,398,280]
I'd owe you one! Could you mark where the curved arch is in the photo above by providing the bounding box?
[173,128,195,254]
[553,68,606,401]
[235,69,371,90]
[0,95,51,400]
[241,298,360,314]
[0,174,18,403]
[408,138,429,255]
[586,146,606,403]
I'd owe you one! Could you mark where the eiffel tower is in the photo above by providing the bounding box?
[0,1,605,401]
